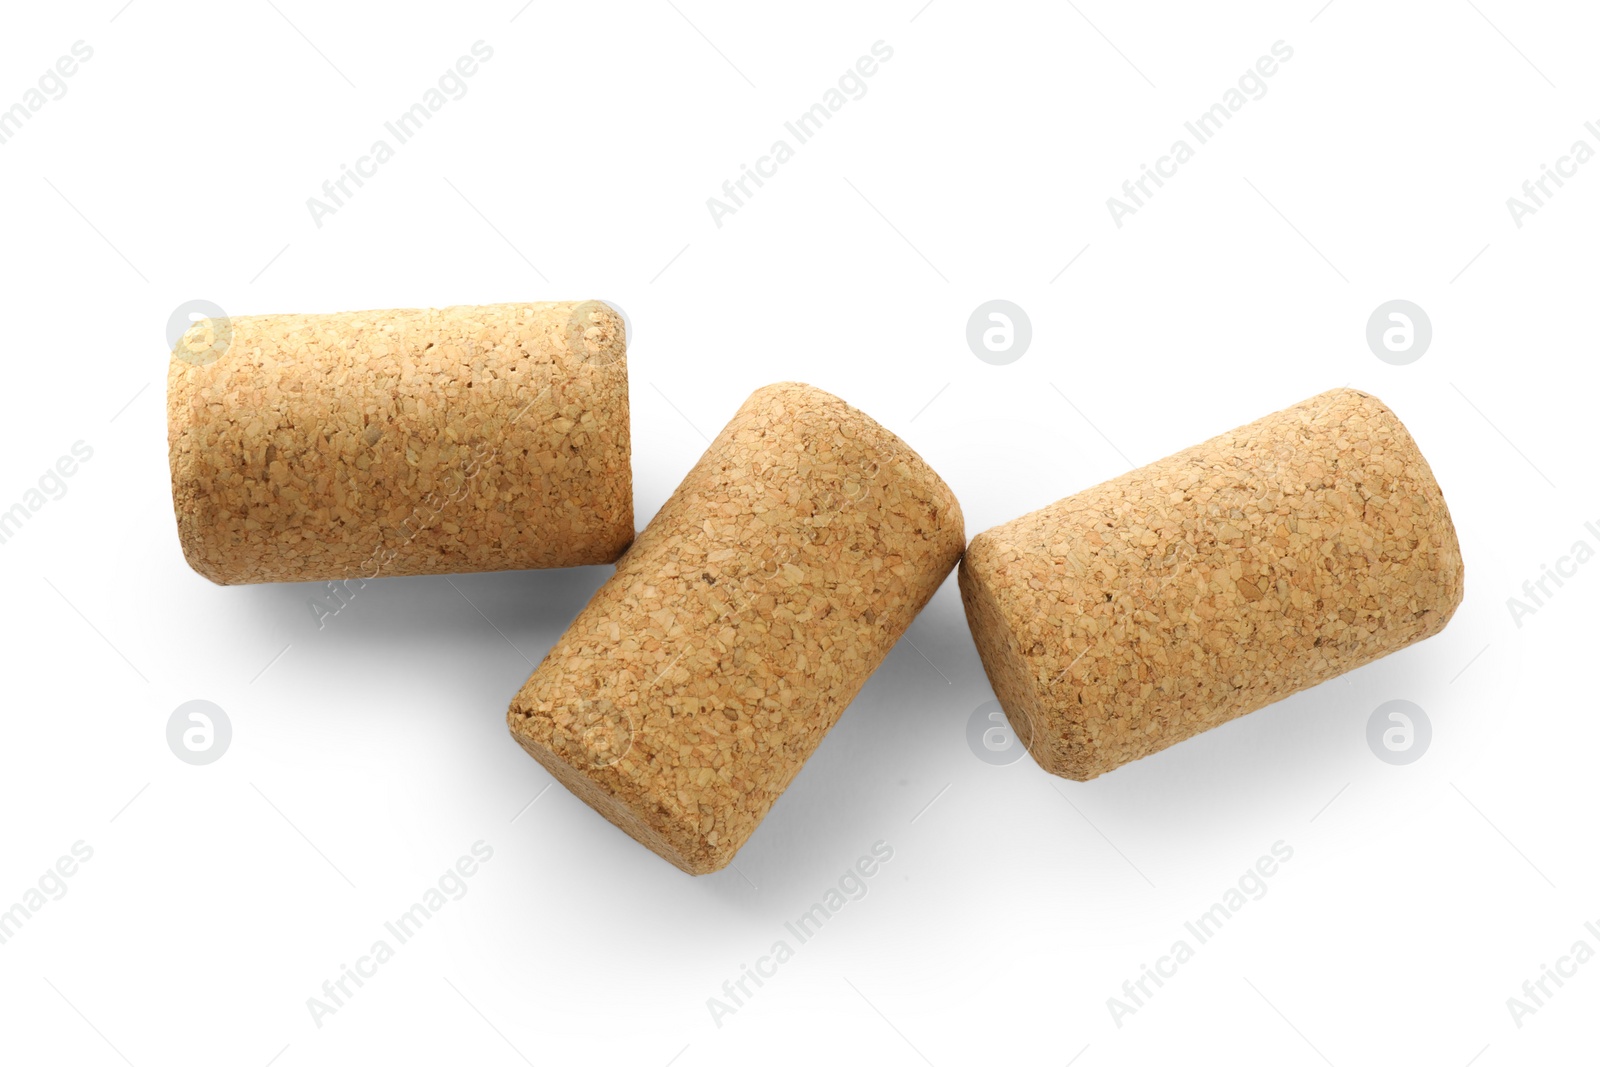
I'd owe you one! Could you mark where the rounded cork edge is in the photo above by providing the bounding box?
[507,703,734,876]
[1336,387,1467,628]
[959,536,1100,781]
[563,300,628,368]
[749,380,966,544]
[166,357,231,586]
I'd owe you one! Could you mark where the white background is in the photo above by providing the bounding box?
[1,2,1596,1064]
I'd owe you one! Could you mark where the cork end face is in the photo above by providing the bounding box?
[166,360,230,586]
[960,540,1071,778]
[1333,387,1468,632]
[507,700,734,876]
[961,537,1114,781]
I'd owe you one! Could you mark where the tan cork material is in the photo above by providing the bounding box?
[960,387,1464,781]
[508,382,964,874]
[166,301,632,585]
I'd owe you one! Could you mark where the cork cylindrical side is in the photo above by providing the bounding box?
[166,300,632,585]
[960,387,1464,781]
[508,382,965,874]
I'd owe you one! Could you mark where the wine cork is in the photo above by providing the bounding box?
[508,382,964,874]
[960,387,1464,781]
[167,301,632,585]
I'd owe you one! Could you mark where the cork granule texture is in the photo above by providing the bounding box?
[167,301,632,585]
[960,388,1464,781]
[508,382,965,874]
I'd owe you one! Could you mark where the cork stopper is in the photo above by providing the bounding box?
[508,382,965,874]
[960,387,1464,780]
[166,300,632,585]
